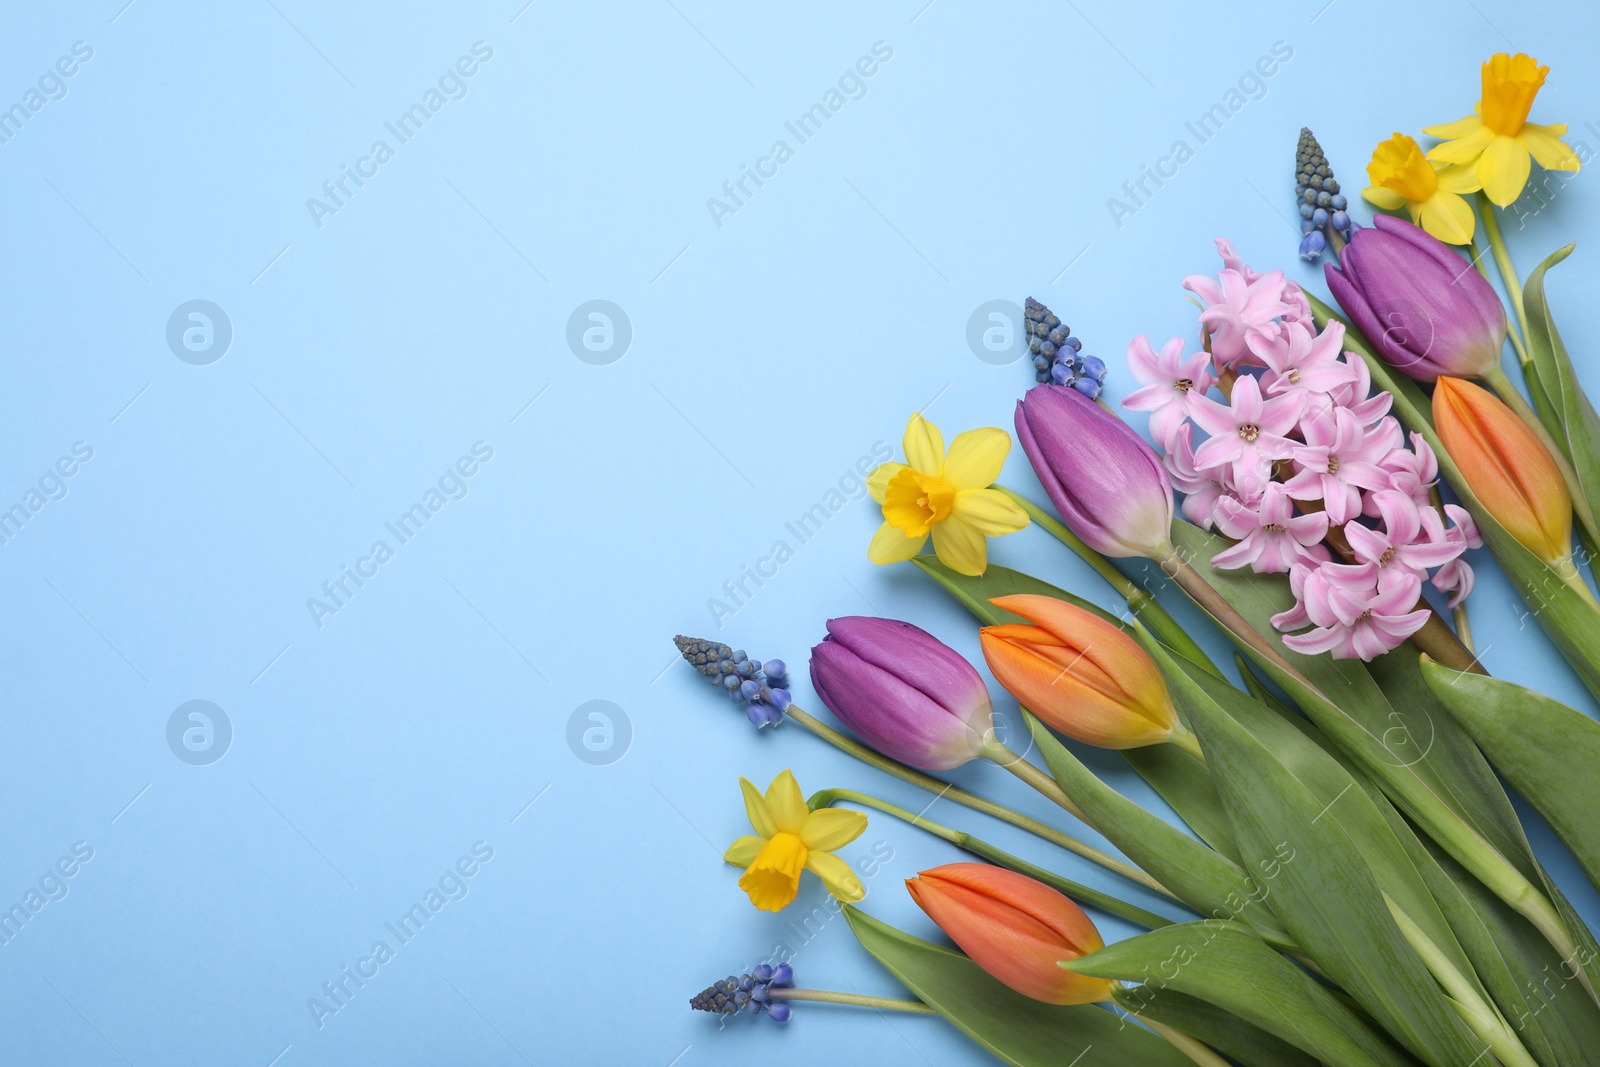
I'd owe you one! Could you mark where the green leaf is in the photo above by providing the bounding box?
[842,906,1194,1067]
[1024,714,1293,950]
[1418,659,1600,897]
[1139,637,1494,1066]
[1523,245,1600,508]
[1107,986,1324,1067]
[911,555,1238,858]
[1069,922,1415,1067]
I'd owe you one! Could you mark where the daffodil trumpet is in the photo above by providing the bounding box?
[724,770,869,913]
[806,786,1179,930]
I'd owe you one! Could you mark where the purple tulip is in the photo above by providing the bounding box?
[1324,214,1507,382]
[1014,385,1174,558]
[809,617,995,772]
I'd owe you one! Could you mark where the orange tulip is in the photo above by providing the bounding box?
[979,594,1191,754]
[906,863,1114,1005]
[1433,376,1571,565]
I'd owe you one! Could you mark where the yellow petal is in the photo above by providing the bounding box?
[867,462,906,504]
[805,850,865,902]
[902,413,945,476]
[941,427,1011,490]
[867,520,926,565]
[799,807,867,852]
[1362,185,1406,210]
[764,769,808,835]
[723,835,766,866]
[739,833,807,912]
[952,487,1029,536]
[1433,163,1484,194]
[739,776,776,838]
[931,515,989,576]
[1417,191,1476,246]
[1422,114,1484,139]
[1427,124,1495,167]
[1478,134,1531,207]
[1518,123,1581,172]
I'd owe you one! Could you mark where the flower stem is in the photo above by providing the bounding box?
[997,485,1223,679]
[784,705,1174,898]
[1476,192,1534,371]
[1387,896,1540,1067]
[807,787,1179,928]
[767,988,939,1014]
[1481,362,1600,548]
[1134,1014,1233,1067]
[983,737,1087,821]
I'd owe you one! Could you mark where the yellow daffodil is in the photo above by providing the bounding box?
[1424,52,1581,207]
[724,770,867,912]
[1363,133,1481,245]
[866,414,1028,577]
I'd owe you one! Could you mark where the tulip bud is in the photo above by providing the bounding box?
[906,863,1114,1005]
[979,594,1186,752]
[1014,384,1174,558]
[1324,214,1507,382]
[809,617,996,772]
[1433,376,1572,565]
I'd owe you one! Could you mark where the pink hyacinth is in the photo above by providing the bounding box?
[1123,335,1215,448]
[1136,238,1480,661]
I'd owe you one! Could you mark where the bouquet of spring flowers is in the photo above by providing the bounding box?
[673,52,1600,1067]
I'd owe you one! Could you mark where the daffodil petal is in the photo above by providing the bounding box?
[902,414,945,476]
[724,835,766,866]
[931,515,989,577]
[941,427,1010,490]
[1422,114,1484,139]
[740,776,776,838]
[1433,163,1484,194]
[1519,123,1582,172]
[800,807,867,851]
[1478,135,1532,207]
[1428,125,1496,168]
[867,462,907,504]
[764,770,808,835]
[867,521,926,565]
[951,487,1029,536]
[1362,185,1406,210]
[1417,191,1476,246]
[805,850,865,902]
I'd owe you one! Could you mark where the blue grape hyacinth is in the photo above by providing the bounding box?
[675,636,791,728]
[1024,297,1107,399]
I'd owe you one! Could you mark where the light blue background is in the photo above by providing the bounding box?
[3,1,1598,1063]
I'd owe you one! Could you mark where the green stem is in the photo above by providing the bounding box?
[1477,192,1534,370]
[767,987,939,1014]
[808,787,1179,929]
[997,484,1222,678]
[1134,1013,1233,1067]
[1386,897,1539,1067]
[1482,362,1600,548]
[983,737,1088,822]
[784,705,1173,898]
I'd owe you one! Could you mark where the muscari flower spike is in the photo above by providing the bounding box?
[675,636,792,728]
[1024,297,1106,399]
[690,962,796,1022]
[1296,128,1352,261]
